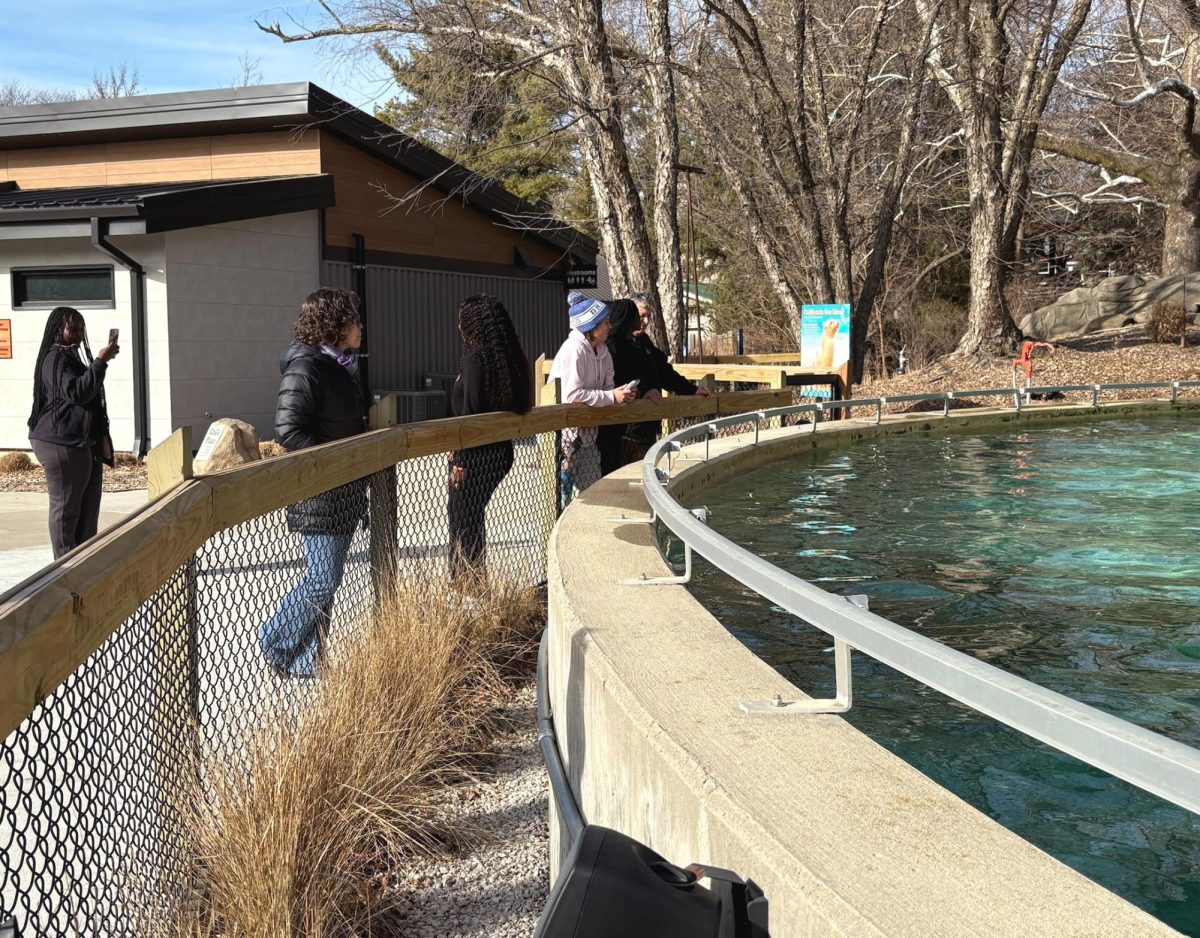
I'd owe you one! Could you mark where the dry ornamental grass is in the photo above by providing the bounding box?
[147,571,541,938]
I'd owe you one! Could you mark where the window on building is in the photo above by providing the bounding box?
[11,266,115,309]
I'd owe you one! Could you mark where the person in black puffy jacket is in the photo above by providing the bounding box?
[28,306,120,558]
[598,297,710,475]
[447,294,533,582]
[259,288,367,679]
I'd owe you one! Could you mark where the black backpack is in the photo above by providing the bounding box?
[535,825,770,938]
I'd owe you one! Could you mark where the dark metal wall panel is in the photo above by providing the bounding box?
[323,261,568,393]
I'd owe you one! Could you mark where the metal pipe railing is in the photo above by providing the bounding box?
[642,382,1200,817]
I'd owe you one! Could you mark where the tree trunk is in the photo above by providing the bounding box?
[644,0,684,355]
[1162,169,1200,276]
[956,157,1019,356]
[563,0,658,325]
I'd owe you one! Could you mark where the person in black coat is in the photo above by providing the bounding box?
[448,294,533,583]
[598,297,710,475]
[259,288,367,679]
[27,306,120,558]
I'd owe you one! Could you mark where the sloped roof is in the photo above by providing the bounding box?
[0,83,596,260]
[0,175,335,234]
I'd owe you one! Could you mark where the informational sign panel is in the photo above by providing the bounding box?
[195,422,226,464]
[567,265,598,290]
[0,320,10,360]
[800,304,850,371]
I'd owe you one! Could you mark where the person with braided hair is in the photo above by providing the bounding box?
[27,306,120,558]
[448,294,533,581]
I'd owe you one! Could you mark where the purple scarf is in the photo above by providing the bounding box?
[321,345,359,375]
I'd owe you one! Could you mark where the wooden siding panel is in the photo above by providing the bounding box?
[0,132,322,189]
[106,137,212,184]
[5,144,108,188]
[320,135,565,269]
[211,131,320,179]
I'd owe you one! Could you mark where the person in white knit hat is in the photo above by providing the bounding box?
[550,295,636,503]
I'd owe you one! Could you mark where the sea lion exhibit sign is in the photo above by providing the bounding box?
[800,304,851,399]
[0,320,10,360]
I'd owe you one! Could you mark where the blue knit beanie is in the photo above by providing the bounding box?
[569,297,611,333]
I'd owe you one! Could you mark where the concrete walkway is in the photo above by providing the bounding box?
[0,490,148,595]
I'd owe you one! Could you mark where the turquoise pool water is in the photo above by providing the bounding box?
[685,416,1200,933]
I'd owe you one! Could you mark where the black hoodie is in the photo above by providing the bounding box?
[275,339,368,535]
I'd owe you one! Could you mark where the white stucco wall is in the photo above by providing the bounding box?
[0,235,169,453]
[163,211,320,445]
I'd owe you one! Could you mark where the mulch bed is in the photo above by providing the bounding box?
[0,461,147,494]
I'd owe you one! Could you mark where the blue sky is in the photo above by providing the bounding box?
[0,1,394,110]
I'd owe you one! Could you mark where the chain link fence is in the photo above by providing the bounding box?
[0,427,562,936]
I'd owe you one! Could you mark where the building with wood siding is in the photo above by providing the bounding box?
[0,83,596,454]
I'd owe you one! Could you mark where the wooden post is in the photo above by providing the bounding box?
[534,354,547,405]
[770,369,786,429]
[368,395,399,603]
[146,426,193,501]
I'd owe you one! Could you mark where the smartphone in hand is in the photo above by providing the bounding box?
[108,328,119,344]
[625,378,640,390]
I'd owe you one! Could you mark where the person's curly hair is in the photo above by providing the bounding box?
[293,288,360,347]
[458,294,533,414]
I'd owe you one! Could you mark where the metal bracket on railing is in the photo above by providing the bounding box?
[619,508,707,586]
[705,423,718,460]
[607,508,657,525]
[811,403,822,432]
[943,392,952,417]
[754,412,767,444]
[1172,381,1180,403]
[740,595,865,715]
[876,398,884,424]
[1093,384,1101,408]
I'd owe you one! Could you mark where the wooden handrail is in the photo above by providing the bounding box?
[0,389,792,738]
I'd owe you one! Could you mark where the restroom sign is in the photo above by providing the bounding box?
[0,320,10,359]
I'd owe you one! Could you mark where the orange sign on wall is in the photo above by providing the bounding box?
[0,320,10,360]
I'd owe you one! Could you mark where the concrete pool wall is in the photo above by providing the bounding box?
[546,399,1197,937]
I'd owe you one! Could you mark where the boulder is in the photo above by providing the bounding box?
[1020,272,1200,340]
[194,418,261,474]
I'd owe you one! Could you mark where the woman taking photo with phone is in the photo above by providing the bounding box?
[27,306,119,558]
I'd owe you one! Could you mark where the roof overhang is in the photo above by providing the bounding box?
[0,174,335,240]
[0,83,597,261]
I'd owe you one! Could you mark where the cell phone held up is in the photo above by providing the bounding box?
[108,328,119,345]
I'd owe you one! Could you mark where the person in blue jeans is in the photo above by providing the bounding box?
[259,288,367,678]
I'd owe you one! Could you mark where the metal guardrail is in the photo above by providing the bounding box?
[641,381,1200,817]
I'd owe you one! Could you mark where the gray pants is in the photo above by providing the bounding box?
[31,439,103,559]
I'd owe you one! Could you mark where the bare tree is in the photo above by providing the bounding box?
[90,62,141,99]
[679,0,937,377]
[258,0,682,352]
[231,52,266,88]
[917,0,1093,357]
[0,81,76,107]
[1037,0,1200,276]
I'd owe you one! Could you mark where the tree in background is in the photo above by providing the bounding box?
[259,0,684,354]
[916,0,1094,357]
[375,43,576,208]
[1036,0,1200,278]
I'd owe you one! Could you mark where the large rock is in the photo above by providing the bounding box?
[1020,273,1200,340]
[194,418,261,474]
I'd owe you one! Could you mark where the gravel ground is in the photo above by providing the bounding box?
[389,682,550,937]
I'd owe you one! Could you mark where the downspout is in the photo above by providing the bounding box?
[352,233,370,399]
[90,218,149,458]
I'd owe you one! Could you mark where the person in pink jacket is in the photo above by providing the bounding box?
[550,295,636,502]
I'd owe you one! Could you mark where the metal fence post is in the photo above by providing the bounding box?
[368,394,400,605]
